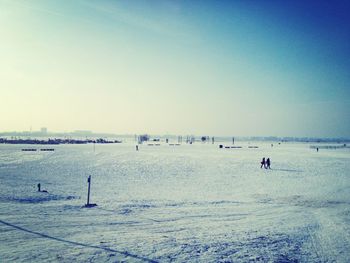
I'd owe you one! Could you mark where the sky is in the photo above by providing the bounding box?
[0,0,349,137]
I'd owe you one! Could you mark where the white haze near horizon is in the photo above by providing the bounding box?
[0,1,349,138]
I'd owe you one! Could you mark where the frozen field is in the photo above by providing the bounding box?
[0,142,349,262]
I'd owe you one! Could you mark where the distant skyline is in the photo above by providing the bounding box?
[1,0,349,137]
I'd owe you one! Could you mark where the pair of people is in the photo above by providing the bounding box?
[260,157,271,169]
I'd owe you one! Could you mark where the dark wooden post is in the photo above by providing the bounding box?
[87,175,91,206]
[83,175,97,208]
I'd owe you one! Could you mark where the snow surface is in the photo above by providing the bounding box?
[0,142,349,262]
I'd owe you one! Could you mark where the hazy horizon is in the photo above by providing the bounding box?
[1,0,349,137]
[1,128,350,140]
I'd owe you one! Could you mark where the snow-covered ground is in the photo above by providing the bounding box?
[0,142,349,262]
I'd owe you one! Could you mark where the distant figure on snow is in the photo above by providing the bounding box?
[37,183,48,193]
[260,157,266,168]
[316,147,319,152]
[136,145,139,151]
[266,158,271,169]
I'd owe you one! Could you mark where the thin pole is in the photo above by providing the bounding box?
[87,175,91,205]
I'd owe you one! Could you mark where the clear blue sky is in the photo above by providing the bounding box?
[1,0,349,137]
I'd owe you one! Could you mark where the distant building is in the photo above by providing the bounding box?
[138,134,149,144]
[73,130,93,135]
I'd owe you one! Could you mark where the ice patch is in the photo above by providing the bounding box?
[0,194,79,204]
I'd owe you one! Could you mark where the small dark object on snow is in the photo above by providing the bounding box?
[37,183,48,193]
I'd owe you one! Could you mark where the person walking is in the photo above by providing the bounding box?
[260,157,266,168]
[266,158,271,169]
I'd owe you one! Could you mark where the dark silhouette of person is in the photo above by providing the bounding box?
[266,158,271,169]
[136,145,139,151]
[316,147,319,152]
[260,158,266,168]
